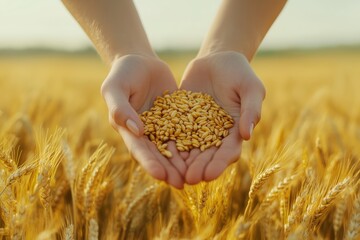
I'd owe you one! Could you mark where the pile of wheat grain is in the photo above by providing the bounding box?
[141,90,234,157]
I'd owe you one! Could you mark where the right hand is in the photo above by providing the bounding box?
[101,54,186,189]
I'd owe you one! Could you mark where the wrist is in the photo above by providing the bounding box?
[110,47,157,65]
[197,40,256,61]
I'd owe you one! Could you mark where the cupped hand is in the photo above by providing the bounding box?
[101,54,186,189]
[180,51,266,184]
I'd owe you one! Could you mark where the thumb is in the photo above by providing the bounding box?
[102,87,144,137]
[239,86,265,140]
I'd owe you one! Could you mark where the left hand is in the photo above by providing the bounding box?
[180,51,266,184]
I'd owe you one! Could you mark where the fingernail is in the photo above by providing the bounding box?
[249,123,254,137]
[126,119,140,136]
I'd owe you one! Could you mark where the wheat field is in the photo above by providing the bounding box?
[0,50,359,239]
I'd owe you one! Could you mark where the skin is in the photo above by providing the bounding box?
[180,0,287,184]
[62,0,287,188]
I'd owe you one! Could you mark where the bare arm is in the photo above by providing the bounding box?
[62,0,186,188]
[62,0,155,64]
[198,0,287,60]
[181,1,286,184]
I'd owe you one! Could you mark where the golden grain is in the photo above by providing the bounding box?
[140,90,234,157]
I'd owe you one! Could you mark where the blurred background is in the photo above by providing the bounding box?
[1,0,360,52]
[0,0,359,123]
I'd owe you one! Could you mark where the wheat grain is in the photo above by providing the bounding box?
[140,90,234,157]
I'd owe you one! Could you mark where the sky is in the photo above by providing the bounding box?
[0,0,359,51]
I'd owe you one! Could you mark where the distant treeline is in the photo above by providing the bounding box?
[0,45,360,58]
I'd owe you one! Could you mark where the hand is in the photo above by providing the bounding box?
[180,51,266,184]
[101,54,186,189]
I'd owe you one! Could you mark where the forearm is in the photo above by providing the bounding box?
[198,0,287,60]
[62,0,155,64]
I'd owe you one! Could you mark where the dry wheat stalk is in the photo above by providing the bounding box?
[261,174,296,208]
[0,150,16,171]
[346,195,360,240]
[285,190,307,235]
[0,227,9,236]
[64,224,74,240]
[52,178,70,208]
[84,164,105,218]
[0,163,37,196]
[244,164,280,218]
[122,185,157,228]
[199,185,209,213]
[94,180,112,213]
[123,166,141,208]
[333,192,348,234]
[88,218,99,240]
[62,140,76,183]
[248,164,281,200]
[235,216,251,240]
[38,166,52,209]
[76,144,108,208]
[309,177,350,230]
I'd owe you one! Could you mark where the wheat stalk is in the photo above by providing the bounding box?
[346,195,360,240]
[64,224,74,240]
[309,177,350,230]
[0,150,16,171]
[244,164,280,218]
[88,218,99,240]
[261,174,296,209]
[62,140,76,183]
[248,164,281,200]
[122,185,157,228]
[333,192,348,234]
[285,190,307,235]
[0,163,37,196]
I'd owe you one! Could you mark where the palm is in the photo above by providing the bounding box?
[102,55,186,188]
[180,52,265,184]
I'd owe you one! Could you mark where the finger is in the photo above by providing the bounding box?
[204,133,241,182]
[185,147,217,185]
[102,85,144,137]
[167,141,187,176]
[185,148,201,166]
[179,151,190,159]
[239,86,265,140]
[145,141,185,189]
[118,127,166,181]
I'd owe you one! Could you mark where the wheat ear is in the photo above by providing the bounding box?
[88,218,99,240]
[122,185,157,228]
[0,163,37,196]
[310,177,350,230]
[244,164,280,218]
[346,195,360,240]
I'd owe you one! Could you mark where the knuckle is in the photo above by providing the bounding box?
[109,107,122,124]
[100,80,110,98]
[255,80,266,100]
[254,110,262,123]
